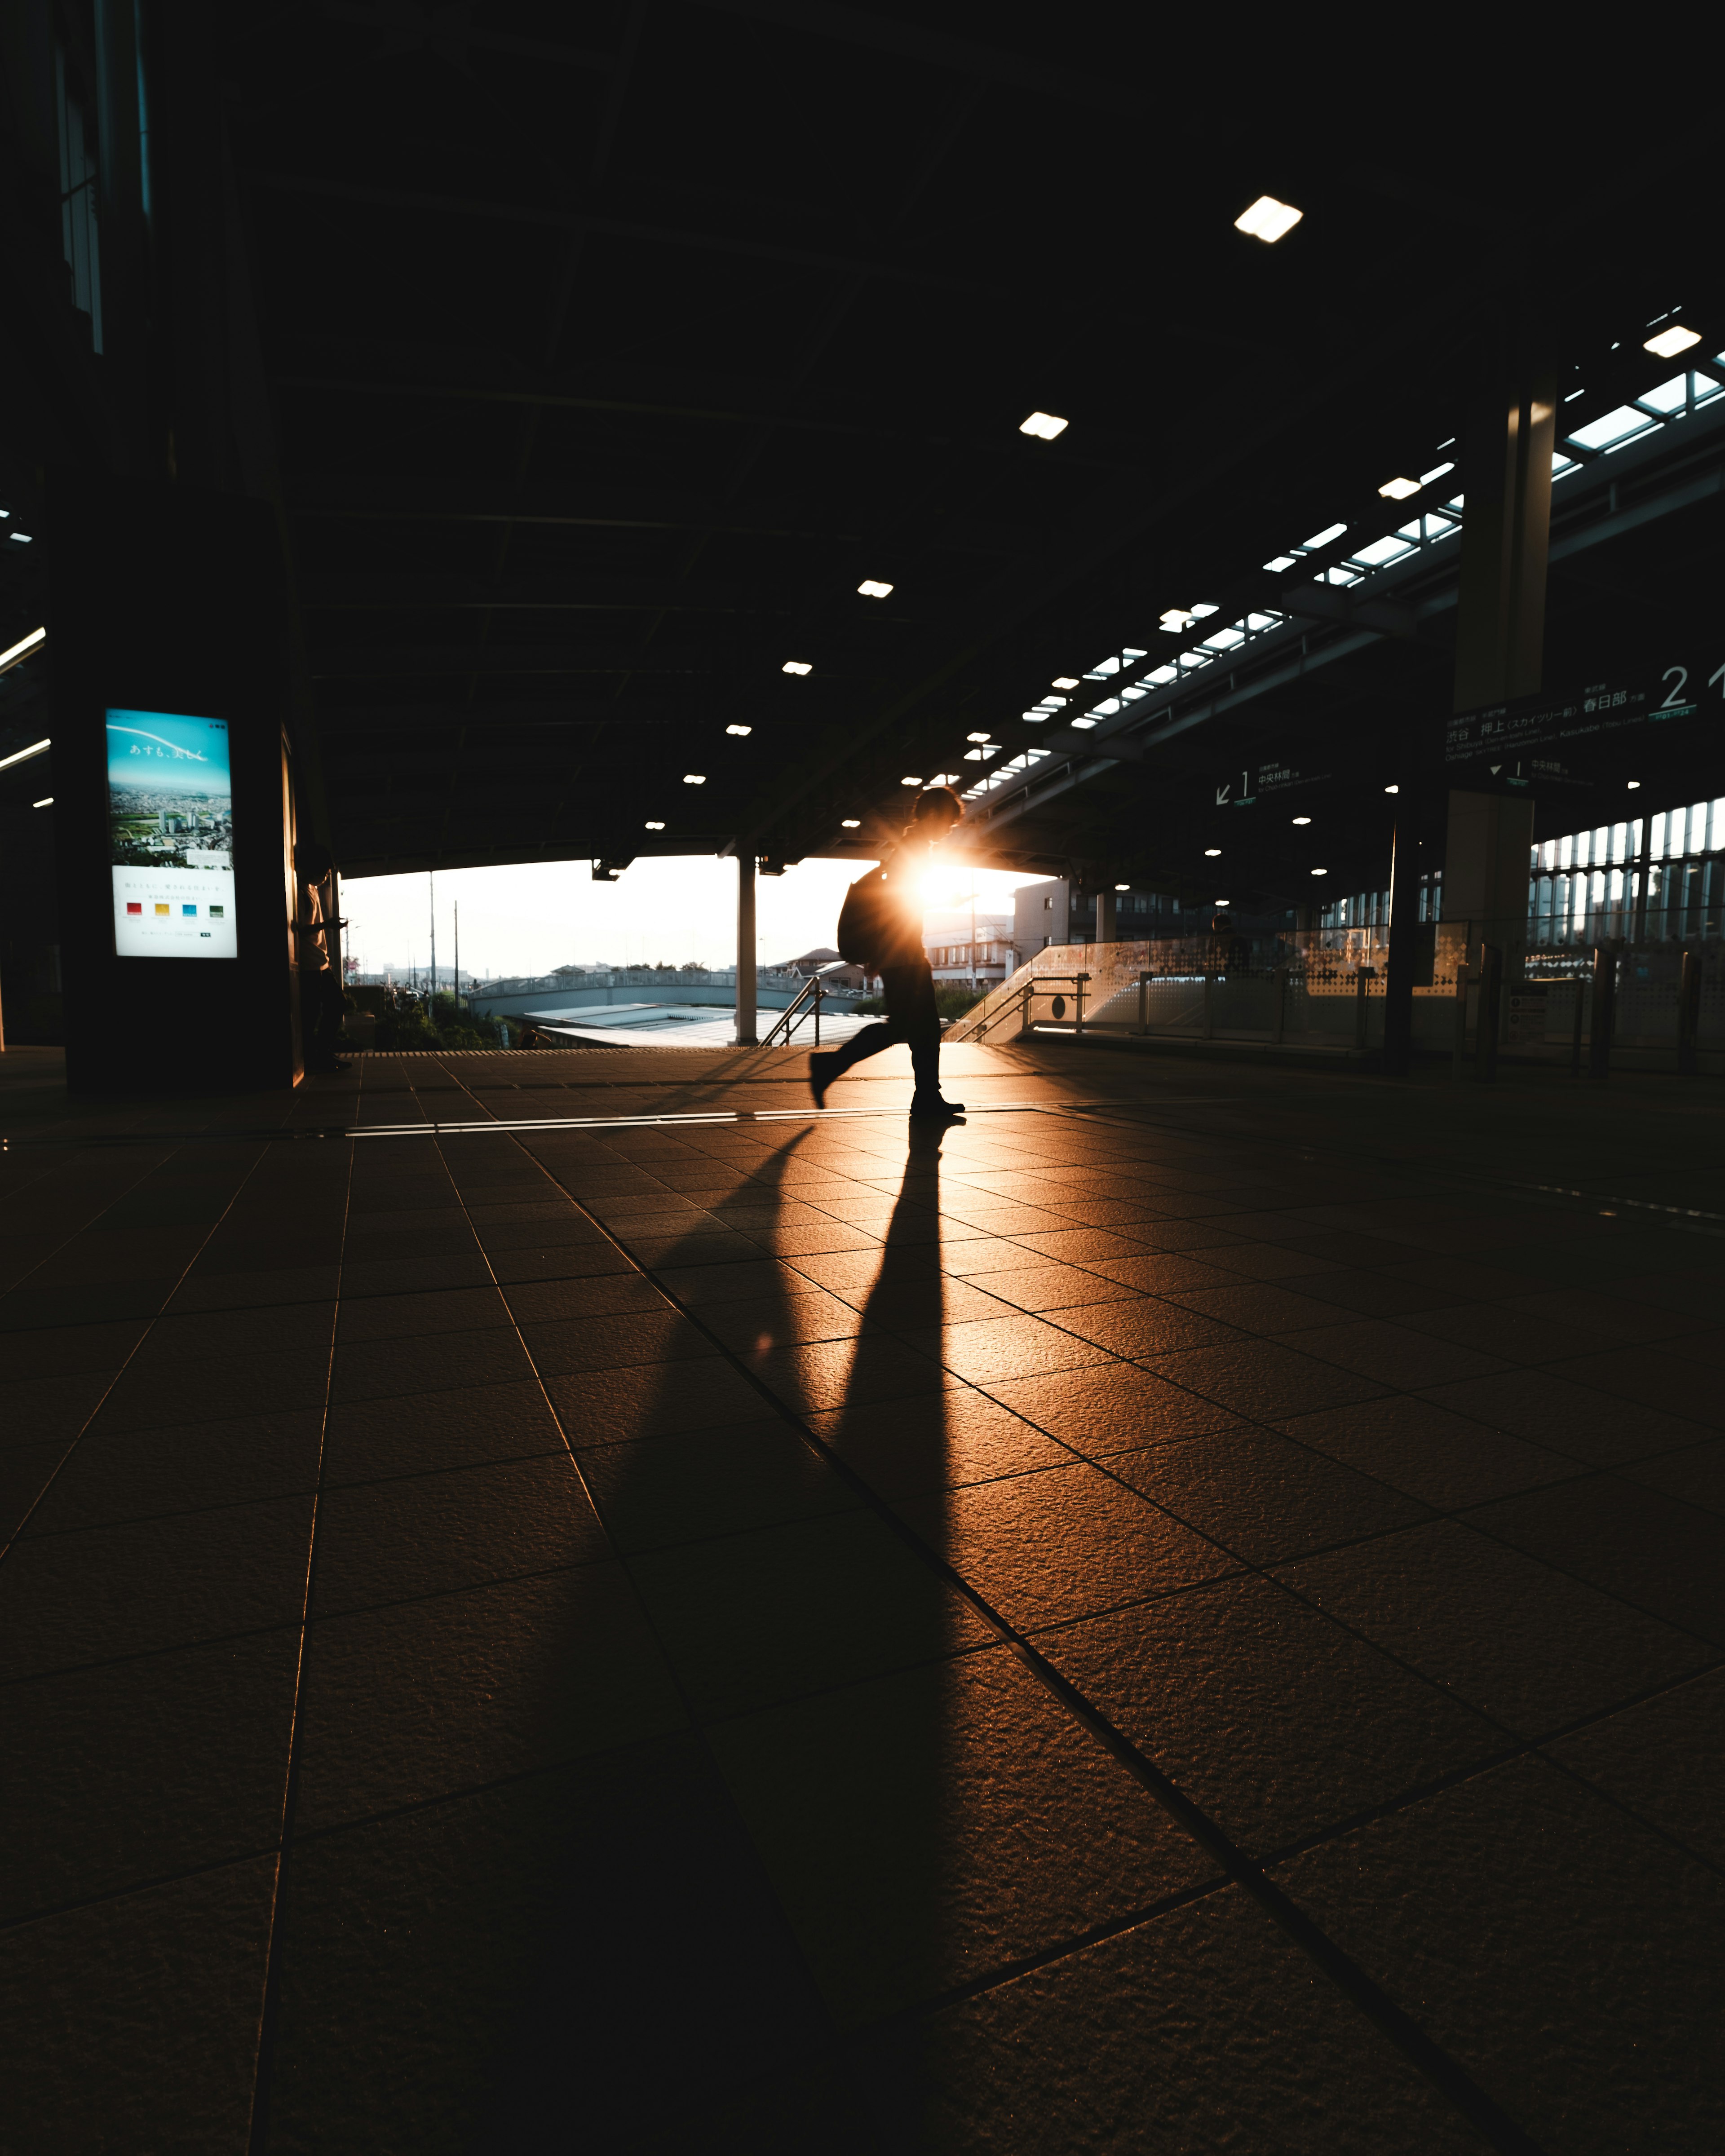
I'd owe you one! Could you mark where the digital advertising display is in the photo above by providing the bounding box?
[108,710,238,959]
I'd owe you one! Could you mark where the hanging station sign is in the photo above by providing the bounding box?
[1444,654,1724,770]
[1213,754,1334,807]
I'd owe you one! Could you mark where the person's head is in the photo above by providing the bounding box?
[295,840,334,884]
[907,786,962,841]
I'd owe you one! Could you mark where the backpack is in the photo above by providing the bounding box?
[838,869,906,966]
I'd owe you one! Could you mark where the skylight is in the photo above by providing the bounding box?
[1264,554,1300,572]
[1567,405,1659,452]
[1304,522,1348,549]
[1349,533,1416,568]
[1636,375,1690,415]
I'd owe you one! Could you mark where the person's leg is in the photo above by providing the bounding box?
[900,964,938,1097]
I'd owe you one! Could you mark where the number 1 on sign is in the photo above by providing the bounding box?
[1710,662,1725,697]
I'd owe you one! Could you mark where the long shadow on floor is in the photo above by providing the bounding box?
[460,1117,968,2149]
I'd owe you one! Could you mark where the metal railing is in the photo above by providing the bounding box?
[760,975,829,1047]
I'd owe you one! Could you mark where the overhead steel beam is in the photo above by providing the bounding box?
[244,170,1002,296]
[687,0,1148,117]
[316,2,619,71]
[298,573,795,613]
[271,370,1136,469]
[286,474,861,539]
[963,445,1725,840]
[308,643,771,679]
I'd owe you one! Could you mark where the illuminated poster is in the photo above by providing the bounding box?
[108,710,237,958]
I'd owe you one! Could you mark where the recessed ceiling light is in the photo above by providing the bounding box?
[857,579,893,598]
[1420,461,1455,484]
[1263,554,1300,572]
[1214,899,1230,907]
[966,731,992,743]
[683,773,706,785]
[841,817,861,827]
[1052,676,1080,689]
[1115,884,1128,891]
[782,659,812,675]
[1310,867,1327,876]
[644,820,665,830]
[901,776,924,786]
[1159,608,1195,632]
[725,724,752,736]
[1203,848,1221,857]
[9,531,33,543]
[1234,195,1302,243]
[1304,522,1347,549]
[1292,815,1312,826]
[1019,411,1068,440]
[32,795,52,808]
[1627,780,1641,791]
[1378,477,1420,500]
[1189,603,1219,619]
[1644,324,1701,359]
[1384,783,1399,794]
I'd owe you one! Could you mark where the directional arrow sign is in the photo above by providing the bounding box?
[1215,783,1232,805]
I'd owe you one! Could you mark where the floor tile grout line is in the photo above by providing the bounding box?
[517,1137,1550,2156]
[242,1133,354,2156]
[0,1144,299,1565]
[417,1118,861,2082]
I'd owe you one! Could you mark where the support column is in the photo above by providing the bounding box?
[1452,368,1557,712]
[1094,888,1117,945]
[1381,808,1423,1077]
[734,853,757,1045]
[1443,354,1556,999]
[1442,790,1534,979]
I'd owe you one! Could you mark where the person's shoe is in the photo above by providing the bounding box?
[809,1051,840,1108]
[909,1095,964,1120]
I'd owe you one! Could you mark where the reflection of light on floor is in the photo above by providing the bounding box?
[755,1330,773,1352]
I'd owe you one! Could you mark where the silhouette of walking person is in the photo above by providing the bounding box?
[811,786,965,1120]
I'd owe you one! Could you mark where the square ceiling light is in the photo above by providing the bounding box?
[644,820,665,830]
[1234,195,1302,242]
[857,579,893,597]
[782,659,812,675]
[1645,324,1701,359]
[1378,476,1420,499]
[841,818,861,827]
[682,773,706,785]
[1019,411,1068,440]
[726,724,752,735]
[1052,676,1080,689]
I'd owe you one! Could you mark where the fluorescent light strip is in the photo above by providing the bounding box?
[0,627,46,674]
[0,736,51,772]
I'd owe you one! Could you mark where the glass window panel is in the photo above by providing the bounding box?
[1567,404,1659,451]
[1637,375,1690,414]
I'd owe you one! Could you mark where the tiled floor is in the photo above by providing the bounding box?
[4,1037,1724,2151]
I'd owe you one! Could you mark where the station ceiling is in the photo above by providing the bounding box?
[214,4,1716,898]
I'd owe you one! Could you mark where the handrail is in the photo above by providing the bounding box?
[760,976,823,1047]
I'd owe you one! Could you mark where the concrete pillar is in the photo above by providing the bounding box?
[1094,889,1117,944]
[1381,808,1424,1076]
[734,853,757,1045]
[1443,791,1533,971]
[1453,368,1558,712]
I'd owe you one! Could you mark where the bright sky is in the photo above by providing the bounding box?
[338,855,1049,981]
